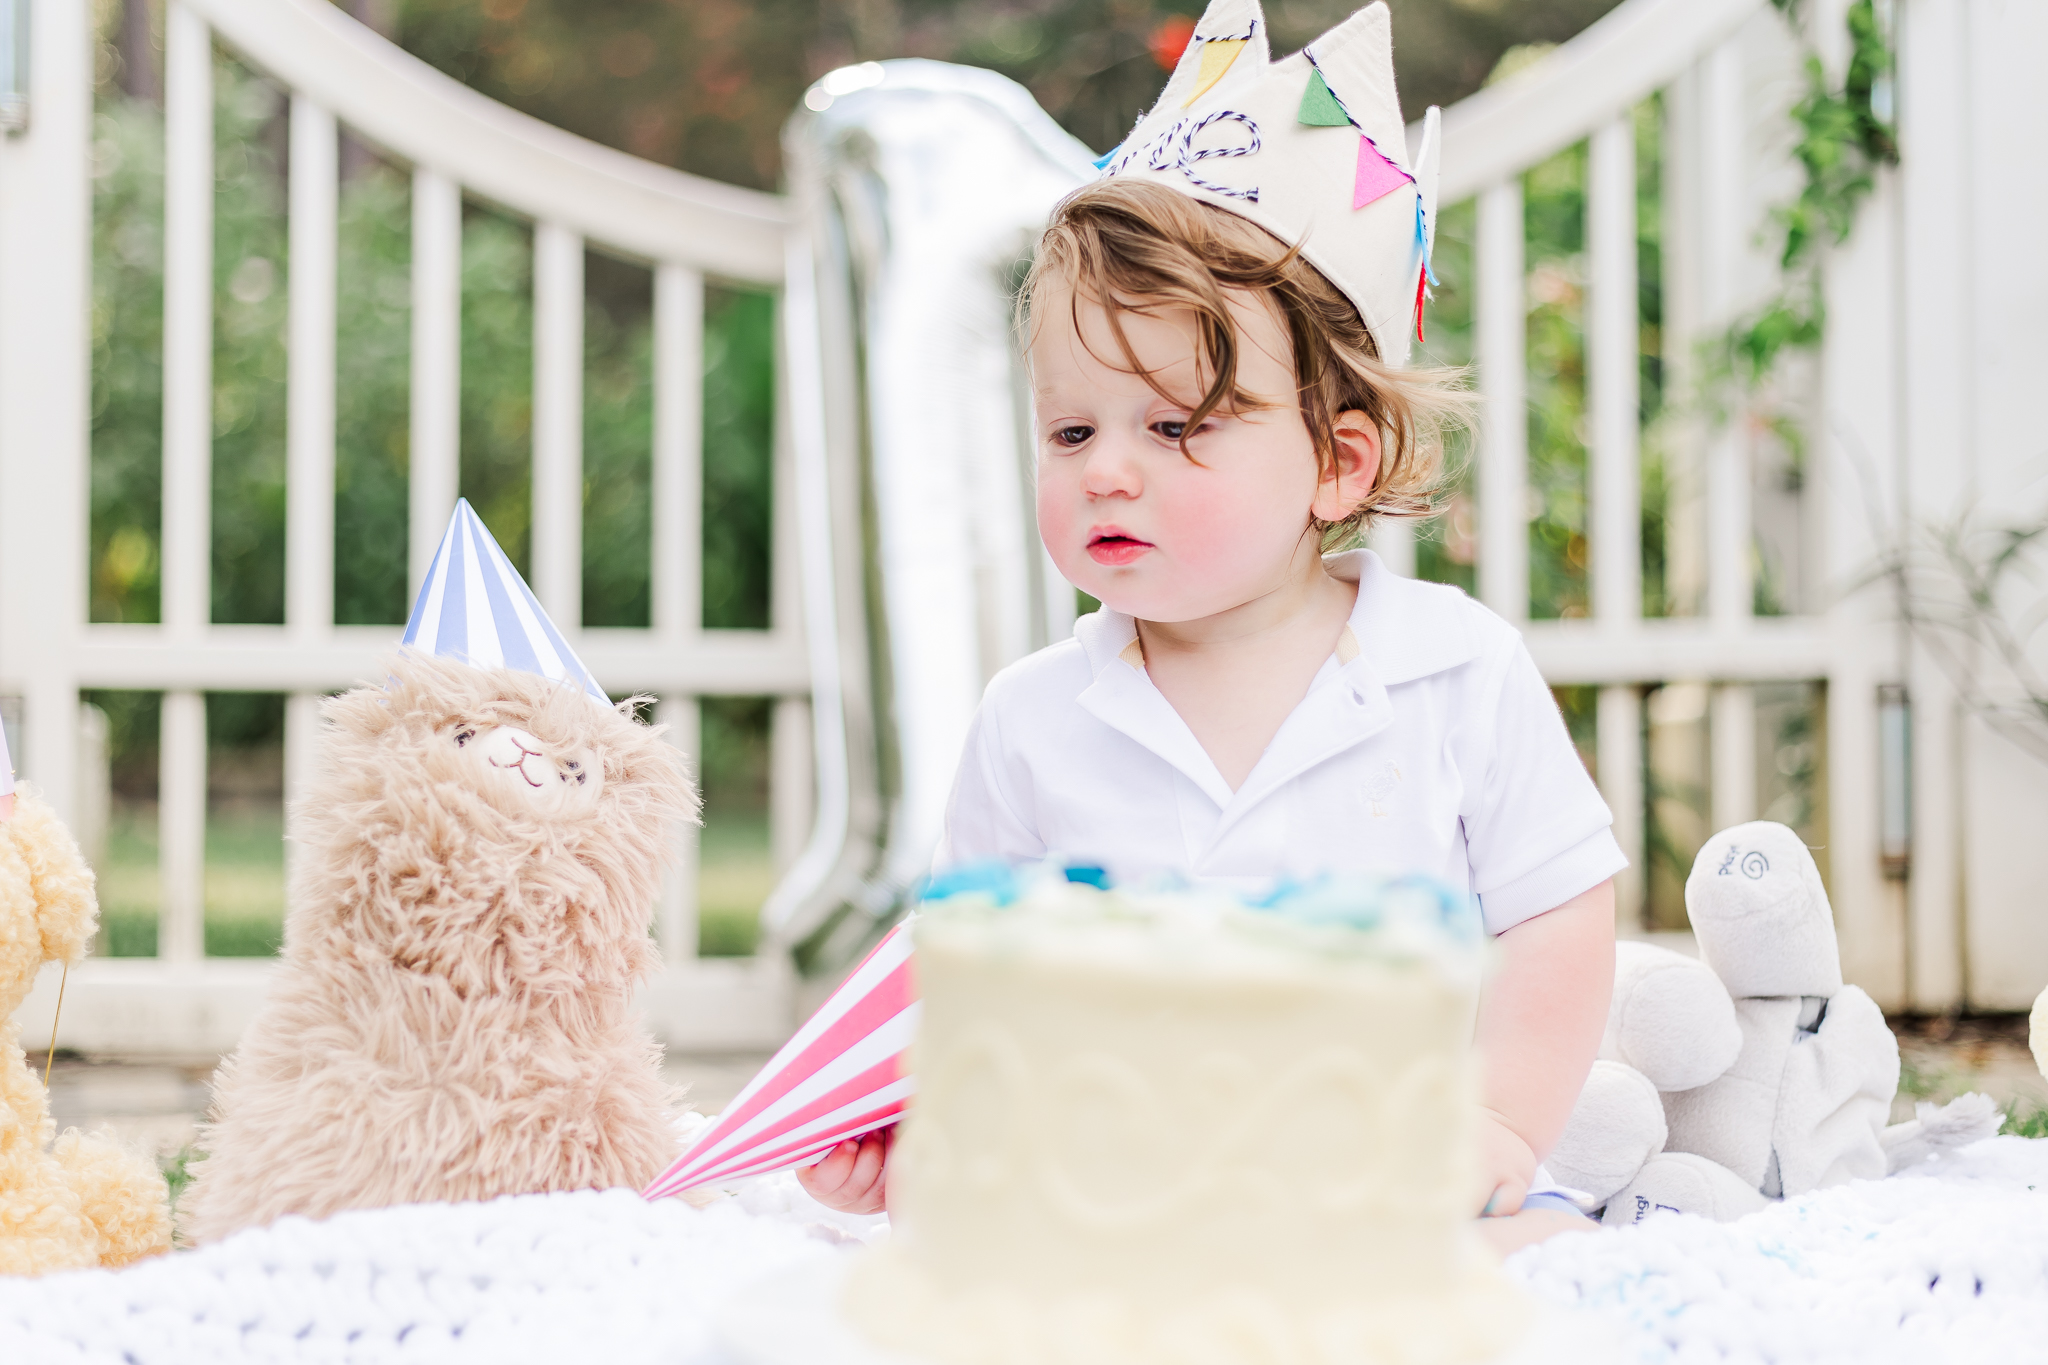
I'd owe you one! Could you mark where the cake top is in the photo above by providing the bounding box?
[914,860,1484,986]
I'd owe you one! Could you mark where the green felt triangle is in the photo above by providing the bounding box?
[1298,69,1350,127]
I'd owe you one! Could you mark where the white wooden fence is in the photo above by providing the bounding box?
[2,0,2043,1053]
[1383,0,2048,1010]
[0,0,807,1051]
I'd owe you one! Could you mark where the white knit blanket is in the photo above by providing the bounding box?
[4,1138,2044,1365]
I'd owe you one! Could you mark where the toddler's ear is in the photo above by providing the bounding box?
[1313,410,1381,522]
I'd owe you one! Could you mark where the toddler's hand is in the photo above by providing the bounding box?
[795,1127,893,1214]
[1472,1108,1538,1218]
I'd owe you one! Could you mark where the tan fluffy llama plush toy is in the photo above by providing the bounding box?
[0,747,173,1273]
[180,503,698,1243]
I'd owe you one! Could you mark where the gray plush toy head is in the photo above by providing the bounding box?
[1684,821,1842,999]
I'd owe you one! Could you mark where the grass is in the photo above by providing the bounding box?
[699,814,773,957]
[99,807,286,957]
[2004,1104,2048,1138]
[97,803,776,959]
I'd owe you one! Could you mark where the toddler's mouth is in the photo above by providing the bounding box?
[1087,530,1154,567]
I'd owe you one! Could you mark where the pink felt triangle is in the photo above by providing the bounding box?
[1352,135,1410,210]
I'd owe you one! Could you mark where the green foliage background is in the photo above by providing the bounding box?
[90,57,774,636]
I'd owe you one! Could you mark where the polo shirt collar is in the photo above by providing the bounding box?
[1068,549,1485,818]
[1324,548,1485,684]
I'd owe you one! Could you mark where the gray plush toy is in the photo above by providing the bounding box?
[1551,821,2000,1224]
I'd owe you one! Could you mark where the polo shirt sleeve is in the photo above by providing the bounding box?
[934,695,1047,870]
[1463,635,1627,935]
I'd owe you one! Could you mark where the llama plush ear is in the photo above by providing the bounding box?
[402,500,610,706]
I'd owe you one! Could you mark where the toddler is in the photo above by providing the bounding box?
[803,1,1619,1255]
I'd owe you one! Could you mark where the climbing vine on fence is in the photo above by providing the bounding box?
[1714,0,1898,399]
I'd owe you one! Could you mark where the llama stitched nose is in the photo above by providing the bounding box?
[498,748,545,787]
[457,723,600,810]
[482,727,552,788]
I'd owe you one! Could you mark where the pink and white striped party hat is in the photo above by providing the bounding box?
[643,920,918,1196]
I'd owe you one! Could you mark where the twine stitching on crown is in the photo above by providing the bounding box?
[1180,110,1261,200]
[1108,109,1262,203]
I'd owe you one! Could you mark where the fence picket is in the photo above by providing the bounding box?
[159,690,208,963]
[408,168,462,599]
[162,3,213,639]
[1587,113,1642,629]
[653,264,706,644]
[1699,39,1753,632]
[1476,179,1530,622]
[532,222,584,631]
[287,97,338,641]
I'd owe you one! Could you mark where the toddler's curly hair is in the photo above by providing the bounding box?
[1023,178,1472,545]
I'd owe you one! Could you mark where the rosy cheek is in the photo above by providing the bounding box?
[1036,461,1081,551]
[1157,472,1293,572]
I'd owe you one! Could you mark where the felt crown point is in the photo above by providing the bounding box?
[1101,0,1441,366]
[402,499,609,704]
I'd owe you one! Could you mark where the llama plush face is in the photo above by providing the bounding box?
[449,722,603,817]
[286,653,698,997]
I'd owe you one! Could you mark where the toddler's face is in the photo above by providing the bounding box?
[1029,282,1325,623]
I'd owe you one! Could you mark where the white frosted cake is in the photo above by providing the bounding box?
[847,873,1527,1364]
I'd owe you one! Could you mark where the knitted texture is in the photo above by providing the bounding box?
[0,1142,2043,1363]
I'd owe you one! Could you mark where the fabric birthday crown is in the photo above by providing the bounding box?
[1099,0,1441,366]
[402,499,609,705]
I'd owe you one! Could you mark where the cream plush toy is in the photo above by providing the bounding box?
[1552,821,1997,1225]
[180,503,698,1244]
[0,764,174,1273]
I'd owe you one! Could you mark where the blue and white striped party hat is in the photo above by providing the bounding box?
[401,500,608,704]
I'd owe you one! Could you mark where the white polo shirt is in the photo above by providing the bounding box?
[936,549,1626,937]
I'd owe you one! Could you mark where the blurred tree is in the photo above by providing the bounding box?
[389,0,1624,190]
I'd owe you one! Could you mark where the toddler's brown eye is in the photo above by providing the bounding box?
[1152,420,1188,442]
[454,728,476,748]
[1052,425,1094,447]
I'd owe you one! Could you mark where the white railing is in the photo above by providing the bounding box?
[1392,0,2036,1011]
[0,0,808,1051]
